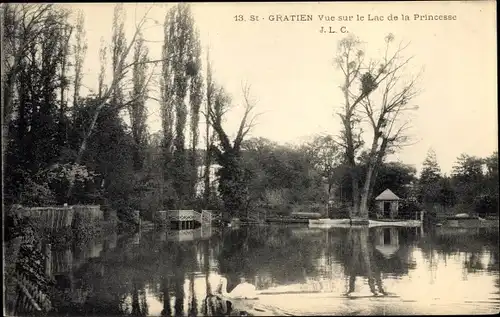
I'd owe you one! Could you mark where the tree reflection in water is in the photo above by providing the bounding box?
[324,226,419,297]
[217,225,319,289]
[160,277,171,317]
[131,278,148,316]
[342,228,388,296]
[173,246,185,317]
[10,224,497,316]
[188,273,197,317]
[203,296,236,316]
[417,226,499,277]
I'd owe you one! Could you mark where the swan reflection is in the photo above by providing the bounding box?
[216,276,258,300]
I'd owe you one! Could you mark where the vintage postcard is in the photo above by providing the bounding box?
[2,1,498,316]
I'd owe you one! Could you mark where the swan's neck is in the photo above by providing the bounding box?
[220,277,230,297]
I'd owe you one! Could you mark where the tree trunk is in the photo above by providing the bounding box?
[359,137,380,219]
[359,163,375,219]
[203,147,211,206]
[367,138,388,207]
[161,278,171,317]
[190,135,197,203]
[345,123,360,218]
[343,82,360,219]
[59,26,72,149]
[59,65,67,149]
[350,174,360,218]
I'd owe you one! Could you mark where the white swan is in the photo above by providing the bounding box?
[218,276,259,300]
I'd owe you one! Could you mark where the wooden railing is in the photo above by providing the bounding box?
[166,210,215,225]
[168,210,198,221]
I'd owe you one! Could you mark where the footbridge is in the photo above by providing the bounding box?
[156,210,217,229]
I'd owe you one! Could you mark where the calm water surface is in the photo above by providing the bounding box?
[35,225,500,315]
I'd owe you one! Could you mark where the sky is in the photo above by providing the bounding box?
[63,1,497,175]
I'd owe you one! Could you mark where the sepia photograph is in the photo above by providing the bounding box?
[2,1,498,316]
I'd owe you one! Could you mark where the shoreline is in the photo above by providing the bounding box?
[308,218,423,228]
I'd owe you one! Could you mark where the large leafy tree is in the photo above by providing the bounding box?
[242,138,325,207]
[484,151,498,197]
[451,153,486,207]
[303,135,343,198]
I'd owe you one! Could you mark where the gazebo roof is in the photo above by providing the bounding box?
[375,189,400,201]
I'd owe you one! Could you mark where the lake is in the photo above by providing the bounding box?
[11,224,500,316]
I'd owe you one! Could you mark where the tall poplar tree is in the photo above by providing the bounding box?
[160,3,202,208]
[129,32,149,171]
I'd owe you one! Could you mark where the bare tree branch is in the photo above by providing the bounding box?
[233,83,258,150]
[334,33,421,218]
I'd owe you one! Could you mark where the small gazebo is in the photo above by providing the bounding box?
[375,189,400,219]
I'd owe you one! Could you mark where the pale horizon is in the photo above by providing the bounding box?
[63,1,497,175]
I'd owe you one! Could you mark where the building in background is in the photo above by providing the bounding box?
[195,164,221,197]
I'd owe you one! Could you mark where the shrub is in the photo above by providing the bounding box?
[474,194,498,218]
[329,203,350,219]
[20,177,56,207]
[71,206,103,245]
[399,199,422,220]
